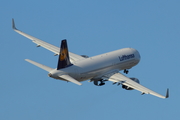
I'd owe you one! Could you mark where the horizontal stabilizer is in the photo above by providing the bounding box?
[25,59,53,72]
[59,74,82,85]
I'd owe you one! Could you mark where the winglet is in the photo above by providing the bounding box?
[12,18,17,30]
[165,88,169,98]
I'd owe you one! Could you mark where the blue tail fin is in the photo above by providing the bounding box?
[57,40,72,70]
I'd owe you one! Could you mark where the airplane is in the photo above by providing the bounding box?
[12,19,169,99]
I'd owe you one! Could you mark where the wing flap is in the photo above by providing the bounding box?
[104,72,168,99]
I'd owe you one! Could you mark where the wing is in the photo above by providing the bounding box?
[102,72,169,99]
[12,19,86,63]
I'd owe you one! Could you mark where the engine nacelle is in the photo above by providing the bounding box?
[122,77,140,90]
[93,79,106,86]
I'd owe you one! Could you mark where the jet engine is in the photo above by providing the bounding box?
[122,77,140,90]
[93,79,106,86]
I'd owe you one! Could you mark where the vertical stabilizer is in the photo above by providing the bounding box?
[57,40,72,69]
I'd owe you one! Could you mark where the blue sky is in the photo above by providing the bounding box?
[1,0,180,120]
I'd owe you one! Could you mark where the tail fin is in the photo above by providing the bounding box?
[57,40,72,69]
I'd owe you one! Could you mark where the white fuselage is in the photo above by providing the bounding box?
[49,48,141,82]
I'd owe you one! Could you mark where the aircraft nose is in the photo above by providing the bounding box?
[131,48,141,62]
[135,49,141,62]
